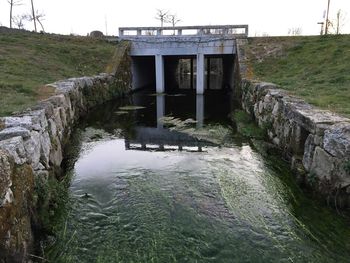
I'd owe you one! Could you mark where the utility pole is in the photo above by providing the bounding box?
[30,0,37,32]
[325,0,331,35]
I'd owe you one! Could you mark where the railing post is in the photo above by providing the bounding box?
[118,25,249,39]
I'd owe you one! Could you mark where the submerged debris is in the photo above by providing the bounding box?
[114,111,129,115]
[119,106,146,110]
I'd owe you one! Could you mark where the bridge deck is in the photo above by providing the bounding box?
[119,25,248,38]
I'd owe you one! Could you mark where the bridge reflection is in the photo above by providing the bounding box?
[125,94,215,152]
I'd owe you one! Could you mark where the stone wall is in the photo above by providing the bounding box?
[0,48,131,261]
[237,40,350,208]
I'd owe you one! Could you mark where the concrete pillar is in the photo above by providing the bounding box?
[196,53,205,94]
[156,95,165,129]
[196,94,204,128]
[155,54,164,93]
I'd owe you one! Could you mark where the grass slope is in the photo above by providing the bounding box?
[247,35,350,117]
[0,28,117,116]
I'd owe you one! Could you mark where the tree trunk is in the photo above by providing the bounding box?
[30,0,37,32]
[37,18,44,32]
[10,1,13,28]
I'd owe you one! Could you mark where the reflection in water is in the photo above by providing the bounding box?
[134,93,207,152]
[196,94,204,128]
[44,90,350,263]
[156,95,165,129]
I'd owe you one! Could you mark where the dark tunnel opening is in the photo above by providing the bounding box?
[131,54,236,93]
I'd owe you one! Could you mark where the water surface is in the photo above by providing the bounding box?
[44,90,350,263]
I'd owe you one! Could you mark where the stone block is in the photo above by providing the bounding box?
[39,131,51,168]
[310,146,334,181]
[0,149,13,205]
[323,122,350,158]
[30,101,55,119]
[0,127,31,141]
[0,136,27,165]
[3,116,33,130]
[303,134,315,171]
[23,131,41,169]
[22,110,48,132]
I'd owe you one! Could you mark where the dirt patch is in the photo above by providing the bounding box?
[35,85,57,101]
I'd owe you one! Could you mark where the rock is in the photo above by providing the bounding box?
[272,101,281,117]
[272,136,280,146]
[303,134,315,172]
[39,131,51,168]
[0,137,27,165]
[48,118,57,139]
[30,101,55,119]
[25,110,48,131]
[310,147,334,181]
[23,131,41,169]
[1,188,14,206]
[323,122,350,158]
[46,94,69,108]
[49,136,63,167]
[0,149,13,205]
[0,127,31,141]
[3,116,33,130]
[333,159,350,188]
[278,96,350,134]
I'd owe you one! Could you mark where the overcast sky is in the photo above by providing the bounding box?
[0,0,349,36]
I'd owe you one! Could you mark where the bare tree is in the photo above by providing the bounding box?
[288,27,302,36]
[7,0,22,28]
[155,9,169,27]
[325,0,331,35]
[168,14,180,35]
[34,10,45,32]
[25,10,45,32]
[333,9,346,34]
[168,14,180,27]
[30,0,37,32]
[12,14,26,29]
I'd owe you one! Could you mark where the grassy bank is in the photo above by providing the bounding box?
[0,28,117,116]
[246,35,350,117]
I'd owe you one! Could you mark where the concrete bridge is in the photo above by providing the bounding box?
[119,25,248,94]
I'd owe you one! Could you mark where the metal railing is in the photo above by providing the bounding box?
[119,25,248,38]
